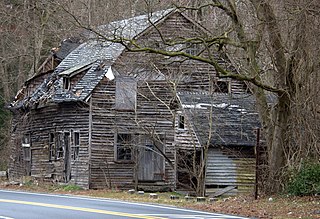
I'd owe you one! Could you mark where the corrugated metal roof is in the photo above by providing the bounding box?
[178,92,261,147]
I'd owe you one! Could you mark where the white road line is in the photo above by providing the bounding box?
[0,190,248,219]
[0,216,15,219]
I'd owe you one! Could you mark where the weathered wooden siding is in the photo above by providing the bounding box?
[174,111,201,150]
[114,12,249,95]
[90,77,176,189]
[9,10,253,193]
[205,148,255,195]
[9,103,90,188]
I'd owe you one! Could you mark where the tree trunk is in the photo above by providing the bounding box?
[267,94,291,191]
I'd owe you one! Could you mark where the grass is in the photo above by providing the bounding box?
[0,180,319,219]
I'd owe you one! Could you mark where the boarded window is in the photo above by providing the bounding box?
[49,133,56,161]
[115,77,137,111]
[115,133,132,161]
[71,132,80,160]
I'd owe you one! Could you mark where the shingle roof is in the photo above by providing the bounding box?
[55,38,82,61]
[178,92,261,147]
[11,9,173,109]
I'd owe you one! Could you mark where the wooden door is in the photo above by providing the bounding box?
[137,136,165,181]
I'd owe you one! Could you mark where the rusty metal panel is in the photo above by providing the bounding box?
[205,148,255,195]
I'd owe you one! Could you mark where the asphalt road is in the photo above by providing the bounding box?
[0,190,248,219]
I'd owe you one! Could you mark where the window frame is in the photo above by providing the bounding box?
[115,77,137,111]
[178,115,185,129]
[22,134,31,162]
[49,132,56,161]
[214,80,230,93]
[114,133,133,162]
[185,42,200,56]
[63,77,71,90]
[71,131,80,161]
[21,134,31,148]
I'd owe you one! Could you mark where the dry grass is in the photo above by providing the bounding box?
[0,181,319,219]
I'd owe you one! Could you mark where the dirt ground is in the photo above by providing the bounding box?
[0,180,319,219]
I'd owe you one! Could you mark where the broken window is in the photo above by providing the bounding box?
[22,134,31,161]
[56,133,64,159]
[49,133,56,161]
[71,131,80,160]
[22,134,31,147]
[178,115,185,129]
[115,133,132,161]
[115,77,137,111]
[214,81,229,93]
[63,77,70,90]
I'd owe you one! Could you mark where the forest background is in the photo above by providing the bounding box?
[0,0,319,195]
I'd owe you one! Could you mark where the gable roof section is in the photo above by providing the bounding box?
[178,92,260,147]
[10,9,175,109]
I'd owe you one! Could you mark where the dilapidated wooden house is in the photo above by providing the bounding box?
[8,9,260,194]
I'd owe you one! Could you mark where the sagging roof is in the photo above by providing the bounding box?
[178,92,261,147]
[10,9,174,109]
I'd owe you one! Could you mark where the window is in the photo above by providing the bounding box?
[115,77,137,111]
[49,133,56,161]
[178,115,185,129]
[185,42,200,56]
[63,77,70,90]
[23,147,31,161]
[72,132,80,160]
[115,133,132,161]
[214,81,229,93]
[22,134,31,162]
[56,133,64,159]
[22,134,30,147]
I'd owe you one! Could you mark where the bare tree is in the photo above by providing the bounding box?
[65,0,319,192]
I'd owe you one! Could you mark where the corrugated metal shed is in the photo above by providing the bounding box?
[205,148,255,195]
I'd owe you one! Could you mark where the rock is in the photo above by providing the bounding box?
[184,196,194,201]
[313,210,320,214]
[196,197,206,202]
[170,195,180,200]
[10,181,20,185]
[128,189,135,194]
[0,171,7,177]
[149,193,158,199]
[209,198,218,202]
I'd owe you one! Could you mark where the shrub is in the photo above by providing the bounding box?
[287,162,320,196]
[62,184,83,191]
